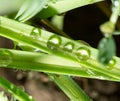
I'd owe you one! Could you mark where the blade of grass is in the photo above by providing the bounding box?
[38,0,104,18]
[0,48,120,82]
[1,17,120,82]
[48,74,92,101]
[15,0,48,22]
[0,76,35,101]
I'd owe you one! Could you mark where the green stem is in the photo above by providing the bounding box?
[100,0,120,37]
[110,0,120,24]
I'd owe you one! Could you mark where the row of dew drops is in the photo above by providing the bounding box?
[45,32,116,69]
[0,28,116,69]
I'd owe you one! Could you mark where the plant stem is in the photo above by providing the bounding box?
[110,0,120,24]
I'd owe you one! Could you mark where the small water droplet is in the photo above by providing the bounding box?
[107,58,116,69]
[30,28,41,39]
[87,69,95,76]
[0,50,12,67]
[75,47,91,60]
[63,42,74,52]
[29,96,33,100]
[47,35,61,50]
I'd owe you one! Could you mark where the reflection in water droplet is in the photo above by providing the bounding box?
[75,47,91,60]
[0,50,12,67]
[63,42,74,52]
[47,35,61,50]
[107,58,116,69]
[30,28,41,39]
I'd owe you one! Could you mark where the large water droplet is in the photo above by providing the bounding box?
[30,28,41,39]
[47,35,61,50]
[107,58,116,69]
[0,50,12,67]
[75,47,91,60]
[63,42,74,52]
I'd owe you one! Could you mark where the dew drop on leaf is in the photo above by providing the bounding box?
[47,35,61,50]
[75,47,91,60]
[0,50,12,67]
[30,28,41,39]
[63,42,74,52]
[107,58,116,69]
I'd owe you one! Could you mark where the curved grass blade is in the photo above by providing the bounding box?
[15,0,48,22]
[0,77,35,101]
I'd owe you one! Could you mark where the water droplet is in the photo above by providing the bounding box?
[87,69,95,76]
[107,58,116,69]
[114,0,119,6]
[47,35,61,50]
[29,96,33,100]
[75,47,91,60]
[63,42,74,52]
[30,28,41,39]
[0,50,12,67]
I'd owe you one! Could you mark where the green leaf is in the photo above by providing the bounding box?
[15,0,48,22]
[98,36,116,64]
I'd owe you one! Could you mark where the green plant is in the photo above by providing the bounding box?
[0,0,120,101]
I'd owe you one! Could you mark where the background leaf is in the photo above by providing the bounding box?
[98,36,116,64]
[15,0,48,22]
